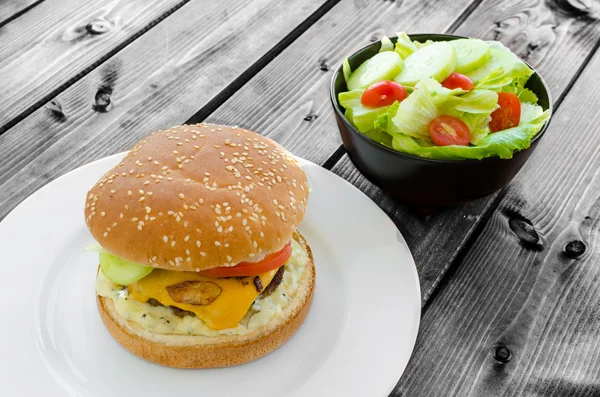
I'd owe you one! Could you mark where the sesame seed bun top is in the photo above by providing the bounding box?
[84,124,309,272]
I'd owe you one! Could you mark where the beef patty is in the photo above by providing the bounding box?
[144,265,286,318]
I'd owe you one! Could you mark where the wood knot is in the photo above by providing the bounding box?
[550,0,600,20]
[304,113,318,121]
[492,345,512,363]
[564,240,586,258]
[318,58,329,72]
[508,216,543,251]
[93,86,112,112]
[46,99,66,121]
[86,18,113,35]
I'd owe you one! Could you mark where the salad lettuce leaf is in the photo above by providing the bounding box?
[454,90,498,114]
[391,109,550,160]
[338,88,364,109]
[394,32,418,59]
[380,36,394,52]
[339,89,394,132]
[342,58,352,83]
[351,105,391,132]
[389,78,462,140]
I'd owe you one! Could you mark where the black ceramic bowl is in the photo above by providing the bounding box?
[330,34,552,206]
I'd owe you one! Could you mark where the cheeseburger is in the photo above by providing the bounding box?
[85,124,314,368]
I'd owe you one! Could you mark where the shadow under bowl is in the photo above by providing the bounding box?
[330,34,553,207]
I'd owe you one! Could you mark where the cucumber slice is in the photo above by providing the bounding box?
[466,47,515,83]
[347,51,404,90]
[451,39,491,73]
[100,251,153,285]
[394,42,457,87]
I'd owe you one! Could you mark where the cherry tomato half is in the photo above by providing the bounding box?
[199,241,292,277]
[441,73,474,91]
[428,115,471,146]
[490,92,521,132]
[361,80,407,107]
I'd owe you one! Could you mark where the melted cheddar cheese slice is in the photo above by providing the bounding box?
[129,269,278,330]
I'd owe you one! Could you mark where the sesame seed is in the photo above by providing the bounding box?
[100,212,106,217]
[179,193,185,199]
[196,241,201,248]
[171,241,176,247]
[163,236,168,243]
[196,268,200,272]
[103,232,108,237]
[128,190,132,196]
[184,235,190,242]
[215,241,221,246]
[200,252,206,256]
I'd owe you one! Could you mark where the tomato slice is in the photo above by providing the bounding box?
[428,115,471,146]
[199,241,292,277]
[490,92,521,132]
[441,72,474,91]
[361,80,407,107]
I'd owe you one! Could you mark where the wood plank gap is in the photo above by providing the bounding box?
[322,145,347,170]
[421,186,509,313]
[446,0,487,34]
[184,0,341,126]
[552,35,600,110]
[0,0,190,135]
[0,0,45,28]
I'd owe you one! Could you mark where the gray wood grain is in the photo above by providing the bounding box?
[0,0,330,220]
[0,0,42,26]
[394,42,600,397]
[329,0,600,306]
[330,155,499,304]
[203,0,476,165]
[0,0,186,133]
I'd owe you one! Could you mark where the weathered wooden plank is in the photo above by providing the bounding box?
[0,0,42,26]
[330,154,497,303]
[329,0,600,306]
[202,0,475,165]
[0,0,187,133]
[0,0,331,220]
[394,40,600,397]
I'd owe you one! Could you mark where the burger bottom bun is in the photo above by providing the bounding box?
[96,232,315,368]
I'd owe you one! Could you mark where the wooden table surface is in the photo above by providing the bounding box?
[2,0,600,395]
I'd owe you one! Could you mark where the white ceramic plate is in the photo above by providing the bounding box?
[0,154,420,397]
